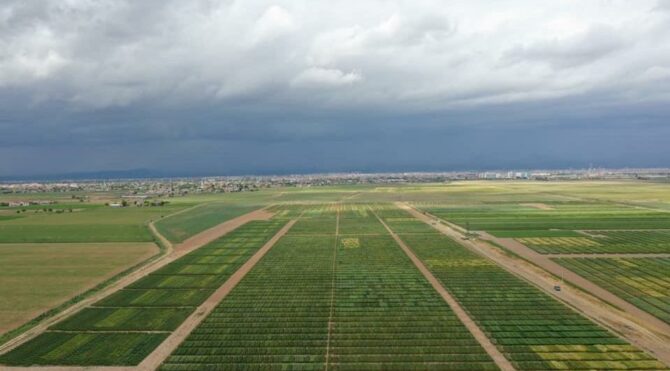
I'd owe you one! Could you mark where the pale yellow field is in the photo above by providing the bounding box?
[0,242,158,334]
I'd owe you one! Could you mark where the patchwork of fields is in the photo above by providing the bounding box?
[377,209,666,370]
[163,205,498,370]
[0,242,157,335]
[0,220,286,365]
[3,181,670,369]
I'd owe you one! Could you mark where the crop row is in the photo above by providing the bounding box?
[518,230,670,254]
[161,234,336,370]
[379,209,666,370]
[0,220,286,366]
[555,257,670,324]
[422,202,670,231]
[328,234,496,370]
[163,207,498,370]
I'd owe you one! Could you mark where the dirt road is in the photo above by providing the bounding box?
[479,231,670,338]
[399,202,670,367]
[545,253,670,258]
[374,210,516,371]
[0,208,273,358]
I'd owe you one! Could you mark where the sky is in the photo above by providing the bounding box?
[1,0,670,177]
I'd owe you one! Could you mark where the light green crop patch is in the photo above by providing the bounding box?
[341,238,360,249]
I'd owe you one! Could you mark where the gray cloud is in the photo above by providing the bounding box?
[1,0,669,177]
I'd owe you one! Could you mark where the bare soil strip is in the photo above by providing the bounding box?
[0,208,273,357]
[545,253,670,258]
[324,208,340,371]
[400,202,670,366]
[479,231,670,338]
[137,219,296,370]
[521,203,554,210]
[373,210,516,371]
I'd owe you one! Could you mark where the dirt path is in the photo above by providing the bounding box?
[137,219,296,370]
[0,208,273,357]
[521,203,554,210]
[479,231,670,338]
[373,210,516,371]
[546,253,670,258]
[399,202,670,367]
[173,209,273,253]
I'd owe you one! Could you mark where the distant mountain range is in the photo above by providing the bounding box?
[0,169,177,182]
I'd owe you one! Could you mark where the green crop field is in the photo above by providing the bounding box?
[425,202,670,232]
[377,207,666,370]
[3,181,670,368]
[518,230,670,254]
[162,205,497,370]
[155,202,261,243]
[0,203,186,243]
[555,257,670,324]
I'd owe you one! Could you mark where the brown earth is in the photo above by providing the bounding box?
[399,202,670,367]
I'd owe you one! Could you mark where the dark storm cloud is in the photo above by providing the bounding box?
[1,0,669,177]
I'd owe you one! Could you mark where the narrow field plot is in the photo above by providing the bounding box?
[423,202,670,231]
[287,217,337,235]
[555,257,670,324]
[491,230,583,238]
[520,230,670,254]
[389,216,666,369]
[52,307,192,331]
[0,242,157,336]
[96,289,214,307]
[337,215,387,235]
[0,332,167,366]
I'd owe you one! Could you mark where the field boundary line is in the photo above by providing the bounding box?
[400,202,670,366]
[137,218,297,370]
[0,207,272,357]
[372,209,516,371]
[324,207,340,371]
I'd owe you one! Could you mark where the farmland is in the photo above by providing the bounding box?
[518,231,670,254]
[555,257,670,324]
[377,208,666,370]
[155,202,262,243]
[0,219,286,365]
[163,205,498,370]
[0,242,157,335]
[2,181,670,369]
[0,203,185,243]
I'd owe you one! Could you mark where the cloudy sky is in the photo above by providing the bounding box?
[1,0,670,177]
